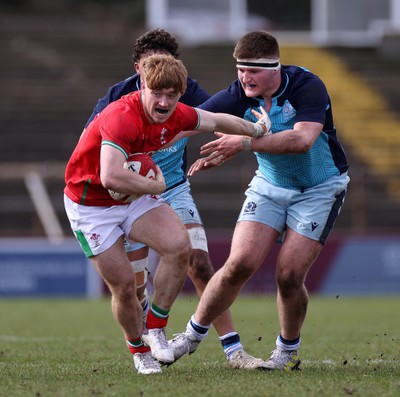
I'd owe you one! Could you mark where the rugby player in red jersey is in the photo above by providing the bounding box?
[64,54,269,374]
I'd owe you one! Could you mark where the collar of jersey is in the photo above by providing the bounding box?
[272,71,289,99]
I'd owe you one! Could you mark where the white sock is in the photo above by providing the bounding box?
[276,334,301,351]
[187,314,210,340]
[219,332,243,360]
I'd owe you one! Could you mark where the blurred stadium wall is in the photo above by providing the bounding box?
[0,0,399,296]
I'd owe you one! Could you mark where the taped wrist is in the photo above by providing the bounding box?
[241,136,252,151]
[253,123,266,138]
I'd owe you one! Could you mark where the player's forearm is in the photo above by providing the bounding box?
[243,129,313,154]
[214,113,266,138]
[196,109,267,138]
[245,120,322,154]
[102,169,165,196]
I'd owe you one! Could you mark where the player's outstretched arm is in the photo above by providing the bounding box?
[165,107,269,148]
[196,108,269,138]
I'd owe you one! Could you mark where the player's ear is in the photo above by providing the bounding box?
[134,62,140,74]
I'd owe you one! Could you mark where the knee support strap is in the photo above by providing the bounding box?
[187,227,208,252]
[130,257,148,288]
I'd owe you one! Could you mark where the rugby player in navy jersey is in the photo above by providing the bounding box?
[169,31,350,370]
[85,29,267,370]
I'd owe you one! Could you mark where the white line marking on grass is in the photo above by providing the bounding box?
[299,359,395,366]
[302,360,335,365]
[0,335,106,342]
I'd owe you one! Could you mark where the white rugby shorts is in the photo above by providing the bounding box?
[64,194,165,257]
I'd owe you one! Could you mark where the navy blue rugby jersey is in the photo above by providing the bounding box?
[198,65,348,190]
[85,74,210,190]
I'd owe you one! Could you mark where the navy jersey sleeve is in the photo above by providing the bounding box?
[180,78,210,107]
[291,76,329,125]
[85,75,140,128]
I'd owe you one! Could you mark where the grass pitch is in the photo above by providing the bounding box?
[0,295,399,397]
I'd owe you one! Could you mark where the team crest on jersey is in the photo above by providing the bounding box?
[243,201,257,215]
[160,127,167,145]
[282,101,296,119]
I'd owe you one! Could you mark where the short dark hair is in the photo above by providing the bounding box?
[132,29,181,63]
[233,31,280,60]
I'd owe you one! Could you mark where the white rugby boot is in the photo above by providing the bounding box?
[263,348,301,371]
[133,351,162,374]
[141,328,175,365]
[169,330,201,361]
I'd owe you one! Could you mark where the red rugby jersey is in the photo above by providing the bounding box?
[64,91,199,206]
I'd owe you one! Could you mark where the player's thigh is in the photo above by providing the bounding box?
[277,228,323,279]
[90,236,135,288]
[228,220,279,274]
[129,204,189,255]
[146,224,209,276]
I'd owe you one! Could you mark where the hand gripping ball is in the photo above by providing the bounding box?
[108,153,156,203]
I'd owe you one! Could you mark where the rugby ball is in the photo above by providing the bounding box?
[108,153,157,203]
